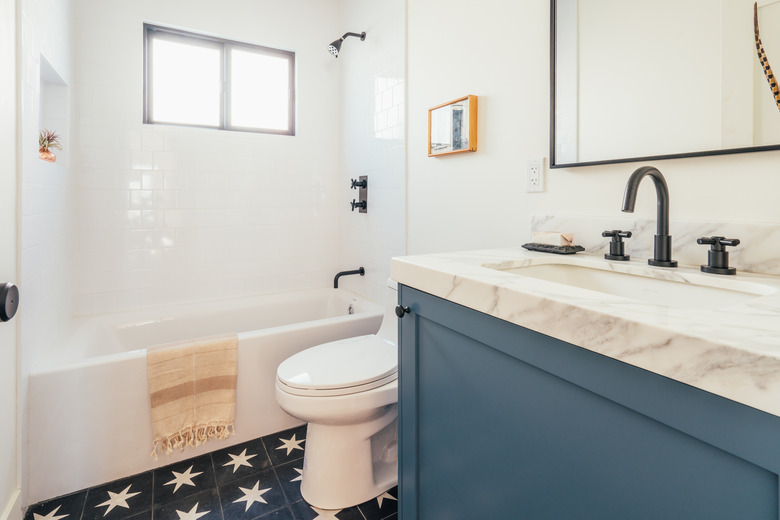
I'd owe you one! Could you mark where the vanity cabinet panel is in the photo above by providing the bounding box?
[398,285,780,520]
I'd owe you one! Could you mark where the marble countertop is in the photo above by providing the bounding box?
[391,247,780,418]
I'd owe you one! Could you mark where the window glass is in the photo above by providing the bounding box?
[230,49,290,131]
[144,25,295,135]
[151,38,221,127]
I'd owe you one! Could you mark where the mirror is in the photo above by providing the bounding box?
[428,95,478,156]
[551,0,780,167]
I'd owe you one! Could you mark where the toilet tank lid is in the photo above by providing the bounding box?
[277,335,397,391]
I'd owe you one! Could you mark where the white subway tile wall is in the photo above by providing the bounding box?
[71,0,344,315]
[20,0,72,375]
[337,0,407,303]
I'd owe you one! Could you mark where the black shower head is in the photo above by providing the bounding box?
[328,31,366,58]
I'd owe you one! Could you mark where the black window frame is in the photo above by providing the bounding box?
[143,23,296,136]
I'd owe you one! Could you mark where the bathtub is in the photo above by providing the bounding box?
[27,288,382,504]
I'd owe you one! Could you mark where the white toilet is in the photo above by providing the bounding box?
[275,280,399,510]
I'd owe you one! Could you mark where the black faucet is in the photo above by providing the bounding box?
[621,166,677,267]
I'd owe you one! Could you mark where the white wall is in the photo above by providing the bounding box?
[17,0,72,510]
[408,0,780,256]
[0,0,19,516]
[72,0,341,315]
[337,0,406,302]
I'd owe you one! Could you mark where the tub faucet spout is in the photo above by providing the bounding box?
[334,267,365,288]
[621,166,677,267]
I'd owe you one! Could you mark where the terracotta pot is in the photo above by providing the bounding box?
[39,147,56,163]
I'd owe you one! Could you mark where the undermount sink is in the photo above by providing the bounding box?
[491,262,776,311]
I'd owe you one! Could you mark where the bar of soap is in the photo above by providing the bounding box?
[531,231,574,246]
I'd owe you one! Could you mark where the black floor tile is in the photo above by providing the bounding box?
[152,488,221,520]
[153,454,216,507]
[261,425,306,466]
[218,469,287,520]
[273,461,303,504]
[82,472,153,520]
[288,501,363,520]
[357,486,397,520]
[255,509,294,520]
[24,490,87,520]
[27,425,397,520]
[120,512,151,520]
[211,438,272,486]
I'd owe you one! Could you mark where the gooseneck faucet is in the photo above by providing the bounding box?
[621,166,678,267]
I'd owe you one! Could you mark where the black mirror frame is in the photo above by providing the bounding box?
[549,0,780,169]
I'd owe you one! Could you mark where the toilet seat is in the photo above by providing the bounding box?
[277,335,398,397]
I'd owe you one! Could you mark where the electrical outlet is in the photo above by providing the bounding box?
[526,159,544,192]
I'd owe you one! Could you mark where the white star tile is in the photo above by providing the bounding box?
[290,468,303,482]
[275,434,305,456]
[175,502,209,520]
[232,481,271,512]
[164,465,203,493]
[33,505,69,520]
[310,506,341,520]
[376,491,397,509]
[223,448,257,473]
[95,485,141,516]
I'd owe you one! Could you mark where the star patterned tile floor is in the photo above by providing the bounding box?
[25,425,397,520]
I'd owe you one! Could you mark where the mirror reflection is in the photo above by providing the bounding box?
[428,95,477,156]
[552,0,780,167]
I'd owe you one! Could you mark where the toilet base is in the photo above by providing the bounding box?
[300,404,398,510]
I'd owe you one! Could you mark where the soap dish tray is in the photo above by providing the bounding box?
[522,243,585,255]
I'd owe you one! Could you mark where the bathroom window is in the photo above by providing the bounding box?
[143,24,295,135]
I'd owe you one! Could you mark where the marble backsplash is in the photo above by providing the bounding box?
[530,215,780,276]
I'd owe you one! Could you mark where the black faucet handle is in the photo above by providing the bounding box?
[696,236,741,250]
[351,178,367,189]
[602,230,631,261]
[697,236,739,275]
[602,230,632,240]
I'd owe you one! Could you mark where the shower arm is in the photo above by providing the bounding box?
[342,32,366,41]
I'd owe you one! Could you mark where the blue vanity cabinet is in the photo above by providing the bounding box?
[397,285,780,520]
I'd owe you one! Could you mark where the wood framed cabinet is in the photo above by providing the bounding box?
[397,285,780,520]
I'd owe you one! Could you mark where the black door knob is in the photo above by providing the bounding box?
[0,283,19,322]
[395,305,410,318]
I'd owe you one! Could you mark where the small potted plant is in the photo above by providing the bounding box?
[38,129,62,163]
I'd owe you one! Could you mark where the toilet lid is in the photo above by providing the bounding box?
[277,335,397,396]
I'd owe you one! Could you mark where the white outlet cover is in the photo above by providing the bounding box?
[526,159,544,192]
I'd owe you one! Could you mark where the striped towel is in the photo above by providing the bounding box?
[147,333,238,458]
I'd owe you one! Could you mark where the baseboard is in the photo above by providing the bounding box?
[1,489,21,520]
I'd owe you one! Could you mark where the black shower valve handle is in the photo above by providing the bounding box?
[350,199,367,211]
[350,178,367,189]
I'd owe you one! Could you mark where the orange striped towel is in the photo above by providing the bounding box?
[147,333,238,458]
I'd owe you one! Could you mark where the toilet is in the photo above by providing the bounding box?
[275,280,399,510]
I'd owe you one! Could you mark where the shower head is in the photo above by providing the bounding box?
[328,31,366,58]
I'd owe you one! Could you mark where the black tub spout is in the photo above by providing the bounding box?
[334,267,365,288]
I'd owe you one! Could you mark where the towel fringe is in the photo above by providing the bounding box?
[151,420,235,460]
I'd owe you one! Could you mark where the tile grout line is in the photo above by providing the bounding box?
[207,451,225,520]
[77,489,89,520]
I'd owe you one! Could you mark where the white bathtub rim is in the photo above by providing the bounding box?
[35,289,381,374]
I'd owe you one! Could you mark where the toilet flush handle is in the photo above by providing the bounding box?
[395,305,410,318]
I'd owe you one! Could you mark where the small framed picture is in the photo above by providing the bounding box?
[428,95,477,157]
